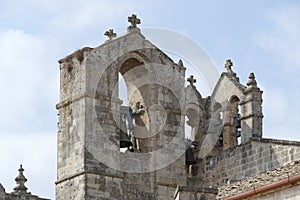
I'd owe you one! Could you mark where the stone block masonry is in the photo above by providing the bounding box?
[203,138,300,188]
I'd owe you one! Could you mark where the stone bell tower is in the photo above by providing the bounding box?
[55,15,216,200]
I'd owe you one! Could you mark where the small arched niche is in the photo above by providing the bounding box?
[212,102,222,121]
[228,95,241,145]
[211,102,223,147]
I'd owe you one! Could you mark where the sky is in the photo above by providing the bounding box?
[0,0,300,199]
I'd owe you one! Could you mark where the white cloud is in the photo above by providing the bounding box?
[255,3,300,69]
[262,86,300,141]
[0,29,59,132]
[263,88,289,123]
[0,29,58,198]
[254,3,300,141]
[50,1,143,32]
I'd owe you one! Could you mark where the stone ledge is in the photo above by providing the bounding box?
[251,137,300,146]
[214,137,300,158]
[56,93,122,109]
[174,185,218,198]
[157,182,177,188]
[55,171,123,185]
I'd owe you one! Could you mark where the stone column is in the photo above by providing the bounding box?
[222,105,237,149]
[240,72,263,144]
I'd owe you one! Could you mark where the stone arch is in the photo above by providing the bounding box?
[185,103,204,143]
[228,95,241,144]
[228,95,240,108]
[185,83,204,141]
[211,102,223,147]
[116,51,157,107]
[115,50,180,153]
[228,96,241,127]
[95,46,185,153]
[116,52,154,152]
[222,95,241,148]
[212,102,222,121]
[210,75,244,112]
[95,50,156,151]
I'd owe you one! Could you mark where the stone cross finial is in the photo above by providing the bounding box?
[104,29,117,40]
[13,164,28,194]
[128,14,141,30]
[247,72,257,88]
[187,75,196,86]
[225,59,233,72]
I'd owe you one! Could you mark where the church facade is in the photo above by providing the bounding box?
[1,14,300,200]
[54,14,300,199]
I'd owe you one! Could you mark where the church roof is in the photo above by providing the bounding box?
[217,160,300,199]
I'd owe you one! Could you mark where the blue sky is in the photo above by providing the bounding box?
[0,1,300,199]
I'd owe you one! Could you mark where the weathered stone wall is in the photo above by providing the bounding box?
[55,21,280,200]
[174,186,218,200]
[85,173,123,200]
[203,138,300,187]
[56,47,90,183]
[210,71,263,147]
[156,185,177,200]
[55,174,85,200]
[56,100,86,182]
[56,29,199,200]
[0,183,5,200]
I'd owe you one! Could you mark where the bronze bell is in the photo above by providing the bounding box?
[186,147,196,165]
[191,141,199,148]
[120,130,132,148]
[235,114,241,128]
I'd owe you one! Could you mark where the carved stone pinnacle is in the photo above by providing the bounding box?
[247,72,257,88]
[13,164,28,194]
[178,59,183,66]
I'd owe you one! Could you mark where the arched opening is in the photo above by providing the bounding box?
[94,54,151,153]
[185,107,202,178]
[119,73,128,106]
[119,73,131,153]
[118,57,148,153]
[212,102,223,147]
[237,105,242,145]
[186,107,203,142]
[185,115,191,139]
[213,102,222,121]
[229,96,241,145]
